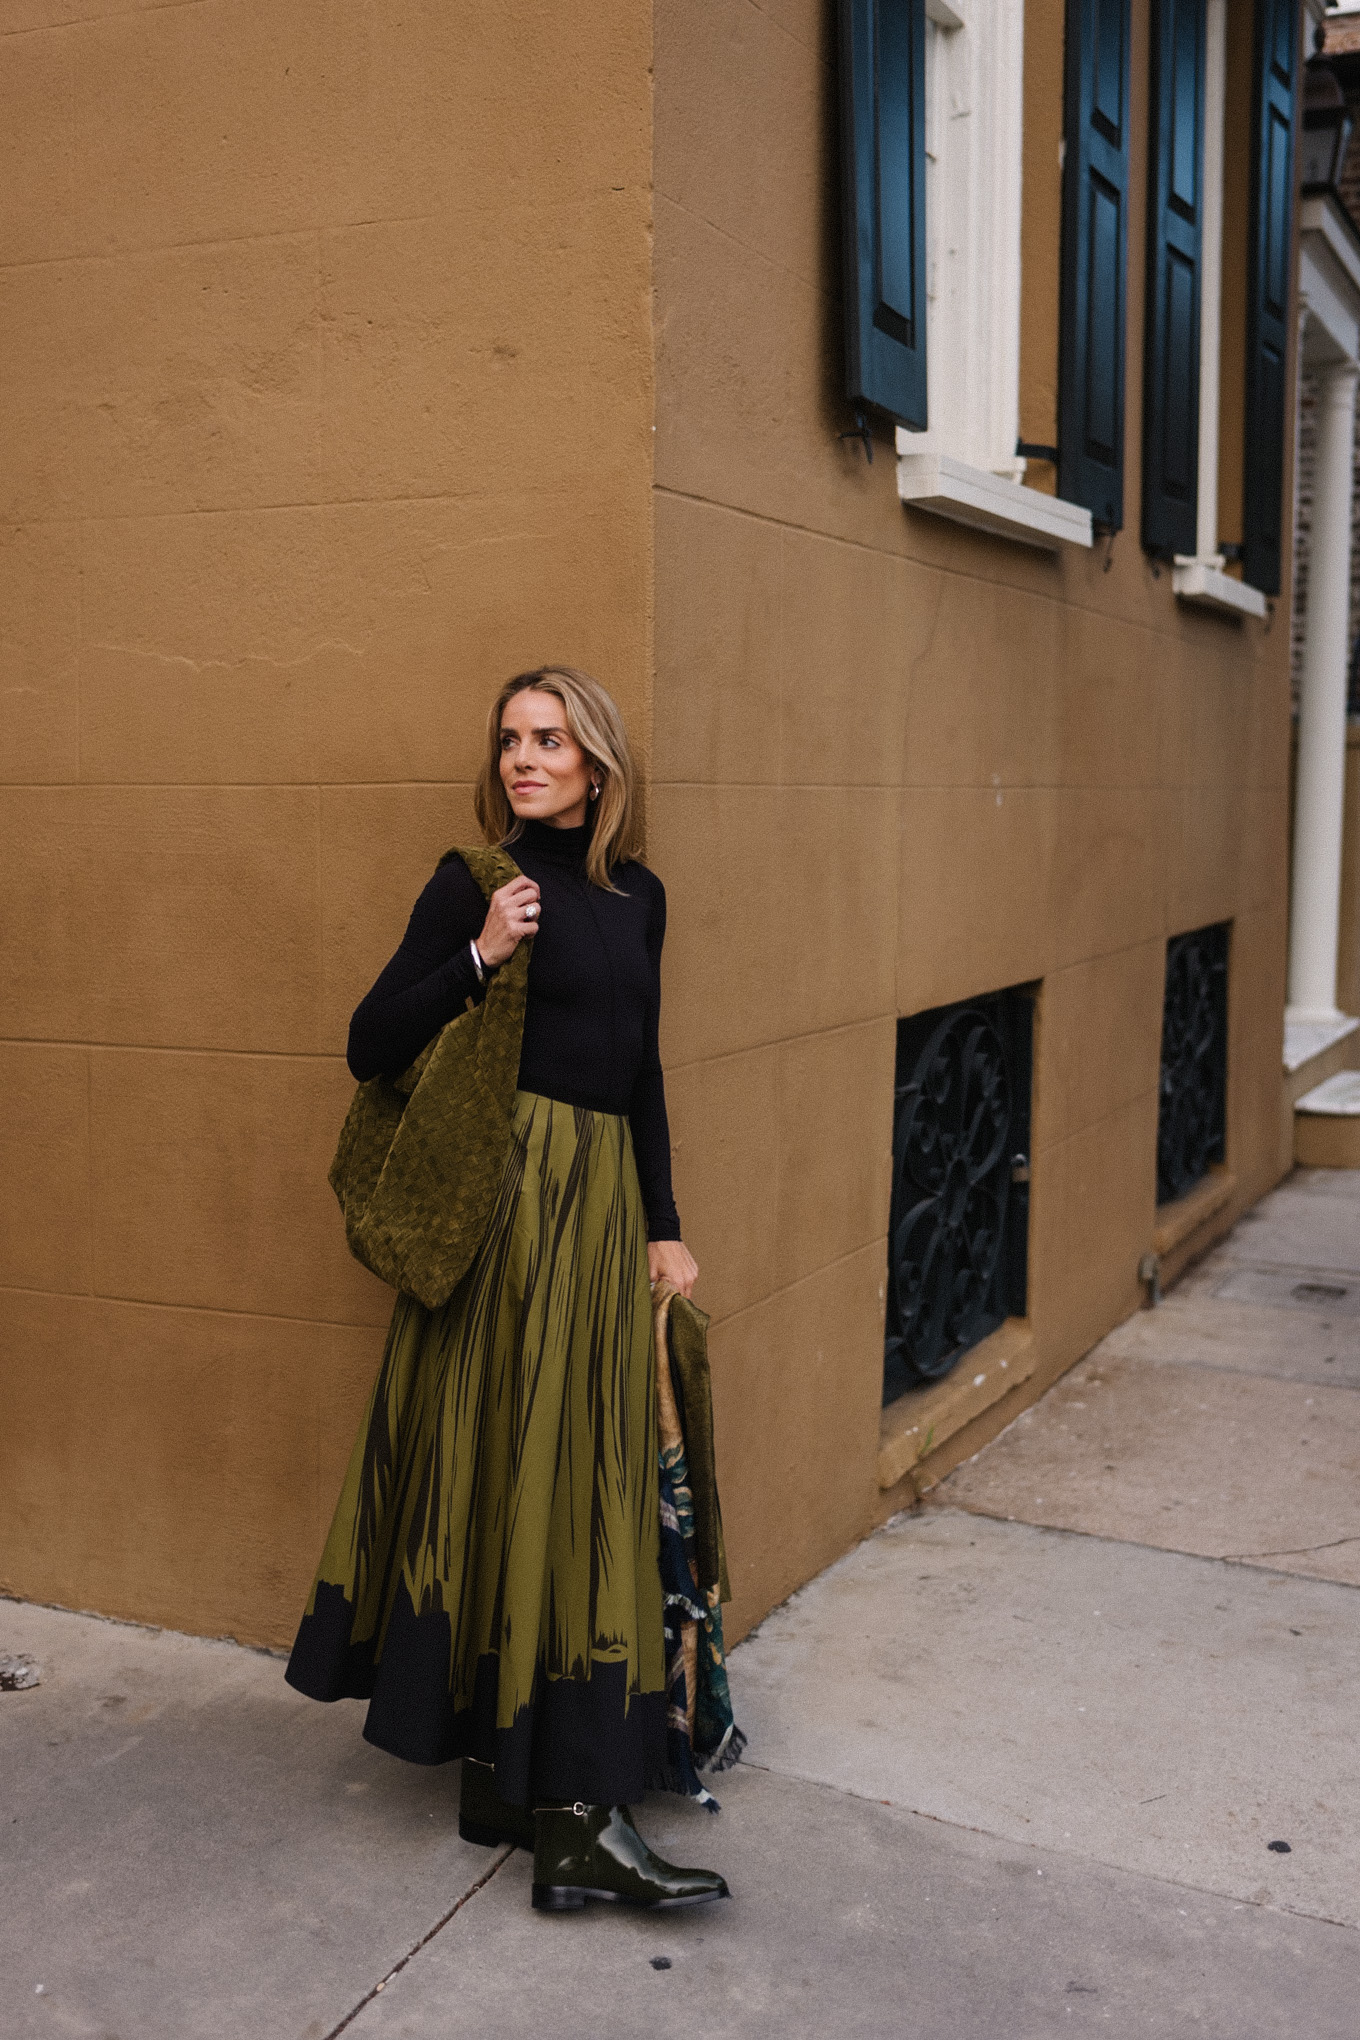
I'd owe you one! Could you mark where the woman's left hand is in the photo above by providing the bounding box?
[649,1239,698,1300]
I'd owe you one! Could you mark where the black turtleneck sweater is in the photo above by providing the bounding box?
[346,819,680,1241]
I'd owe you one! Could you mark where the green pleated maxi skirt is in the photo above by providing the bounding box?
[285,1090,668,1807]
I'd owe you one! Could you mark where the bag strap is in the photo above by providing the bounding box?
[436,841,523,901]
[433,844,529,1102]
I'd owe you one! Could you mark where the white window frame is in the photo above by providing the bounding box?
[895,0,1093,551]
[1171,0,1268,617]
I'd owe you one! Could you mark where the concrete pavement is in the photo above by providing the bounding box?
[945,1164,1360,1585]
[4,1168,1359,2036]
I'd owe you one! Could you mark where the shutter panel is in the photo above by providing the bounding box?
[1242,0,1298,596]
[1059,0,1133,528]
[1142,0,1206,560]
[840,0,928,429]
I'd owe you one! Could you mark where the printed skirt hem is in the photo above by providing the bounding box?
[286,1576,667,1807]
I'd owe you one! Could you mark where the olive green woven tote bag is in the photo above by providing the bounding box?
[328,845,528,1308]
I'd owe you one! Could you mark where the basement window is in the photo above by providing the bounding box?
[884,985,1033,1404]
[1156,922,1230,1205]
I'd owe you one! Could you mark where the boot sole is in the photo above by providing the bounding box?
[531,1884,728,1912]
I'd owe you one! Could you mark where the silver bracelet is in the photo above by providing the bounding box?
[468,939,485,985]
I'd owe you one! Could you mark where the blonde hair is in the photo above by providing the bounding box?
[474,666,643,890]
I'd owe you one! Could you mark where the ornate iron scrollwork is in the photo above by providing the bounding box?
[1157,924,1229,1205]
[885,992,1032,1400]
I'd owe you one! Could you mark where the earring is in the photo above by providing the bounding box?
[590,779,601,801]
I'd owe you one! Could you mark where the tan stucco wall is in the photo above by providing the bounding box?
[652,0,1294,1640]
[0,2,655,1643]
[2,0,1299,1657]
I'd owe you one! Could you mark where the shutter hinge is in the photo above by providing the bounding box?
[839,408,874,464]
[1092,523,1118,572]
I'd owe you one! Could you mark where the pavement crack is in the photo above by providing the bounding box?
[322,1844,513,2038]
[747,1763,1358,1933]
[1220,1534,1360,1562]
[934,1504,1360,1584]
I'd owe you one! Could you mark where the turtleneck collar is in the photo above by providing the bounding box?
[516,816,592,866]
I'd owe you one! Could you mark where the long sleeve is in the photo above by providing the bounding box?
[347,859,489,1082]
[350,829,685,1237]
[627,883,681,1242]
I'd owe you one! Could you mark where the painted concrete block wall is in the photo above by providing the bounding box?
[652,0,1294,1637]
[0,0,655,1644]
[1,0,1299,1658]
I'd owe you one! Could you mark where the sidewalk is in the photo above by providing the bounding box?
[5,1170,1359,2038]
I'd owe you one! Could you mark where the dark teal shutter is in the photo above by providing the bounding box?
[839,0,927,430]
[1142,0,1206,559]
[1242,0,1298,596]
[1059,0,1132,528]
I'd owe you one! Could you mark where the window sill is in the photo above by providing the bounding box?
[1171,557,1268,618]
[1151,1166,1236,1259]
[877,1319,1036,1492]
[896,452,1094,551]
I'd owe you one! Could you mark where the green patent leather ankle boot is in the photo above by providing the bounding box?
[458,1758,535,1849]
[531,1802,730,1911]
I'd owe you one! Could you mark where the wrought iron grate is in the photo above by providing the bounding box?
[884,988,1033,1405]
[1157,922,1229,1205]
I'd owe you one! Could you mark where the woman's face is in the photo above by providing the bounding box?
[499,688,594,830]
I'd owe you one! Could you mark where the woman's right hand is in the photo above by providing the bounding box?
[476,876,542,967]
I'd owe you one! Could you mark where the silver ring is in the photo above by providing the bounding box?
[524,905,538,920]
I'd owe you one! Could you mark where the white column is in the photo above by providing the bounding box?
[1195,0,1226,561]
[1288,357,1360,1021]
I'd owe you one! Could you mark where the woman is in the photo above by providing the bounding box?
[286,666,728,1913]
